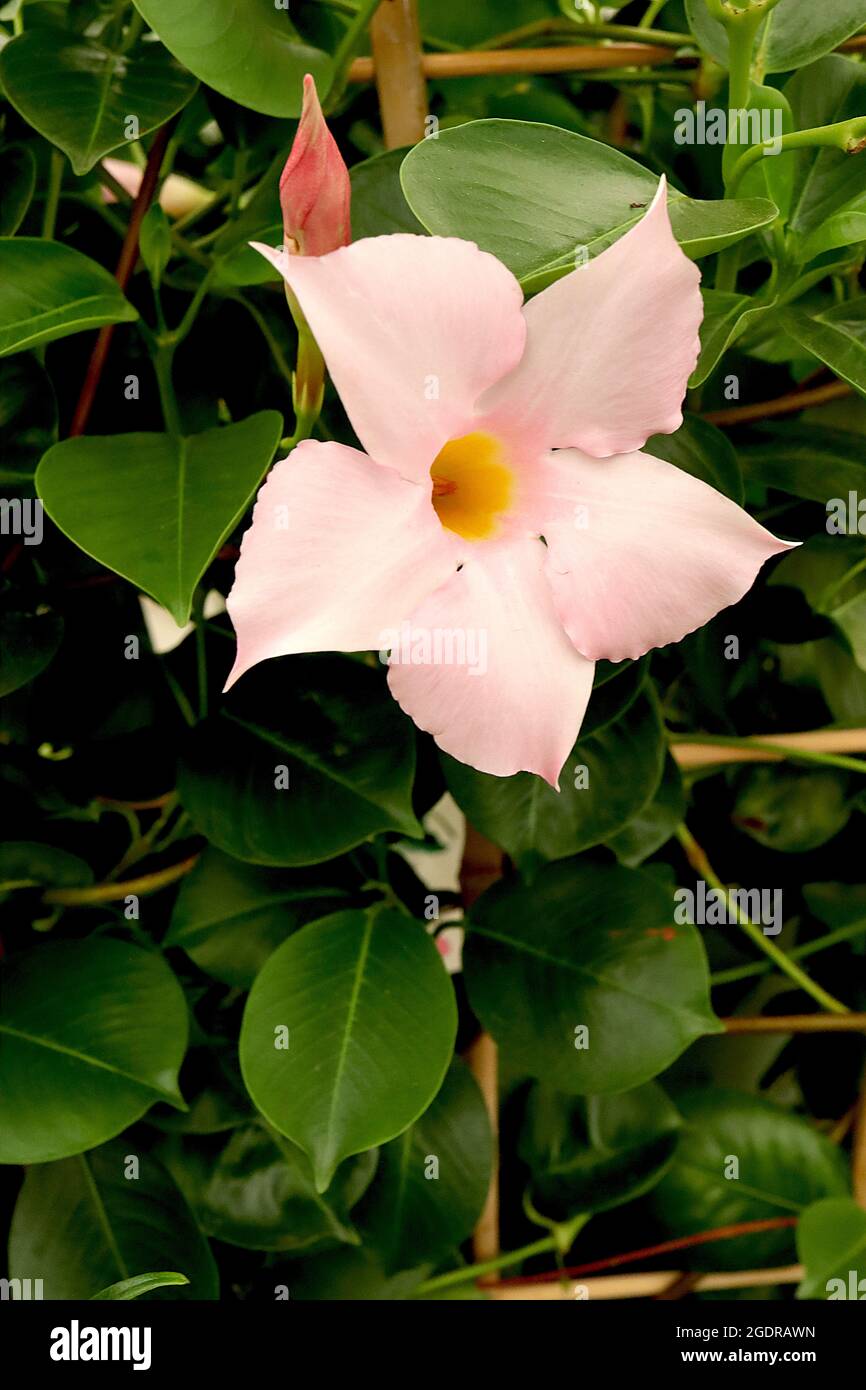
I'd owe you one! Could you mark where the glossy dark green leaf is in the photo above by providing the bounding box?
[606,755,686,867]
[0,144,36,234]
[194,1124,377,1252]
[796,1198,866,1300]
[132,0,332,117]
[165,846,352,988]
[740,423,866,502]
[0,353,56,486]
[0,29,198,175]
[240,907,457,1190]
[178,657,422,866]
[464,859,721,1094]
[780,303,866,398]
[351,148,426,240]
[650,1090,849,1270]
[685,0,866,74]
[786,57,866,261]
[9,1140,217,1299]
[357,1061,492,1273]
[91,1271,190,1300]
[36,411,282,625]
[689,289,776,390]
[645,411,743,504]
[0,238,137,356]
[0,939,188,1164]
[418,0,555,48]
[443,690,666,873]
[400,121,778,283]
[0,606,63,697]
[520,1081,681,1217]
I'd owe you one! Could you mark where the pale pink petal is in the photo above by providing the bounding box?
[251,235,526,482]
[476,178,702,458]
[225,440,461,687]
[538,448,795,664]
[386,539,595,787]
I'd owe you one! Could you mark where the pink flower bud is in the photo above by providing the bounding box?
[279,73,351,256]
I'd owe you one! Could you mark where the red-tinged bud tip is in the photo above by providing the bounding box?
[279,73,351,257]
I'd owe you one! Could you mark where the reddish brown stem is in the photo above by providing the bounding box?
[68,122,174,437]
[494,1217,798,1288]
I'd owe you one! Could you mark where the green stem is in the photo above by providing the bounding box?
[153,346,183,436]
[727,118,866,197]
[41,149,64,240]
[712,916,866,985]
[229,293,296,390]
[639,0,668,29]
[172,264,217,345]
[326,0,382,108]
[676,825,849,1015]
[671,730,866,777]
[413,1236,558,1296]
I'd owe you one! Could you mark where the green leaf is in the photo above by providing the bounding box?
[9,1139,218,1299]
[787,57,866,259]
[520,1081,682,1217]
[239,907,457,1190]
[740,423,866,502]
[443,689,666,873]
[132,0,332,118]
[0,354,56,487]
[645,411,743,504]
[685,0,866,74]
[606,754,686,867]
[0,840,92,892]
[165,846,352,988]
[418,0,555,48]
[178,656,423,866]
[91,1272,190,1300]
[464,859,721,1094]
[796,1198,866,1300]
[650,1090,849,1270]
[0,29,198,176]
[400,120,778,284]
[357,1060,493,1273]
[779,302,866,398]
[139,203,172,289]
[0,605,63,697]
[193,1124,378,1252]
[0,939,188,1164]
[689,289,776,390]
[36,411,282,625]
[351,147,426,240]
[0,238,137,357]
[732,764,852,852]
[0,144,36,235]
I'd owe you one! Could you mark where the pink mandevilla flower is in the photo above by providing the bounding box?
[226,172,792,787]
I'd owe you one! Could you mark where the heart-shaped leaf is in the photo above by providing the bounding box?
[0,29,198,175]
[37,411,283,625]
[240,907,457,1190]
[0,239,137,356]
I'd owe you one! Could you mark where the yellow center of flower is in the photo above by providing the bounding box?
[429,432,513,541]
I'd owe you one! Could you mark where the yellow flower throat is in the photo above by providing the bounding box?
[429,432,513,541]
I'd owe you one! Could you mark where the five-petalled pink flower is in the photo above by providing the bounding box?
[226,109,792,787]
